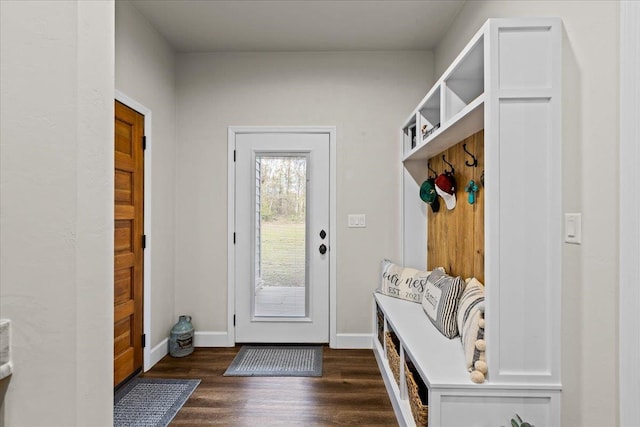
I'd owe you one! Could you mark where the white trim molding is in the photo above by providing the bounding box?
[227,126,337,347]
[334,333,374,349]
[149,338,168,367]
[226,127,237,347]
[194,331,232,347]
[619,1,640,425]
[114,90,154,371]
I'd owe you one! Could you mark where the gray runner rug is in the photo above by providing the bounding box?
[114,377,200,427]
[224,345,323,377]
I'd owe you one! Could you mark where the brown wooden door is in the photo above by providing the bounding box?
[114,100,144,387]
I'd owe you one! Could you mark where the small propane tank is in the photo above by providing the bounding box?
[169,315,194,357]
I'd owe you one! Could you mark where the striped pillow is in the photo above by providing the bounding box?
[458,278,486,372]
[457,278,485,339]
[421,269,464,338]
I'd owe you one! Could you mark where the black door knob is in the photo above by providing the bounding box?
[319,244,327,255]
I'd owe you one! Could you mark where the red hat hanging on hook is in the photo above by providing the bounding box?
[435,173,456,210]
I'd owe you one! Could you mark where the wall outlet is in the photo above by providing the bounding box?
[348,214,366,228]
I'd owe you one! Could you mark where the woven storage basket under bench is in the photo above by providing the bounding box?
[405,358,429,426]
[376,304,385,348]
[385,329,401,386]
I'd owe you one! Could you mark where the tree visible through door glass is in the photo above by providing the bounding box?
[254,155,307,317]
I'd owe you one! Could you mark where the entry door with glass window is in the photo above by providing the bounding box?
[235,132,330,343]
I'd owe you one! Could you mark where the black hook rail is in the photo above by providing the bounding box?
[442,155,455,174]
[463,143,478,167]
[428,161,437,179]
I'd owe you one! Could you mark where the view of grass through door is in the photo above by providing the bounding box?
[254,155,307,317]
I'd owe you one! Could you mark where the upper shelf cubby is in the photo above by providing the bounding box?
[418,86,441,141]
[401,115,417,154]
[402,32,486,184]
[444,37,484,122]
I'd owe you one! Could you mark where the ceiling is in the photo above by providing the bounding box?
[130,0,466,53]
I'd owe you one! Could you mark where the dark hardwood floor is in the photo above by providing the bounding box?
[142,346,398,426]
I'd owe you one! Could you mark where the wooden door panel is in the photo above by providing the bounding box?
[114,300,135,322]
[115,205,135,220]
[114,268,133,305]
[114,221,133,253]
[114,318,132,355]
[114,100,144,387]
[115,171,134,204]
[114,348,135,387]
[115,253,135,270]
[115,120,134,156]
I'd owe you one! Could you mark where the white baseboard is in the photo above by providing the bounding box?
[146,332,368,363]
[194,331,233,347]
[193,331,372,348]
[145,338,168,371]
[334,333,373,349]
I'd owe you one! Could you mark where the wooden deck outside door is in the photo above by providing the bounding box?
[114,101,144,387]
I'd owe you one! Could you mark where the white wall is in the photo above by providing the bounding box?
[0,1,114,426]
[433,2,619,426]
[115,1,177,351]
[175,51,433,342]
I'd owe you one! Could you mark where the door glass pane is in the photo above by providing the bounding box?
[254,155,307,317]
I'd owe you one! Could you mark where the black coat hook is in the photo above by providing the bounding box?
[428,161,437,179]
[442,155,455,174]
[463,143,478,167]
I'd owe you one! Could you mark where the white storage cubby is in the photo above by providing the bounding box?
[418,86,441,142]
[402,117,418,153]
[443,36,484,123]
[377,18,563,426]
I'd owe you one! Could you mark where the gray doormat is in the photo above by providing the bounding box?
[114,377,200,427]
[224,345,323,377]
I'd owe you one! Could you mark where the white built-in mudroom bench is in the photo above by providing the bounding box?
[373,18,563,427]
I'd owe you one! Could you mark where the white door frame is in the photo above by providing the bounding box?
[114,90,154,370]
[227,126,337,347]
[619,1,640,423]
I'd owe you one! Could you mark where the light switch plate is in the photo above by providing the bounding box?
[564,213,582,244]
[348,214,366,228]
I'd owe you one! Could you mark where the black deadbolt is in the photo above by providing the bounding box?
[320,230,326,239]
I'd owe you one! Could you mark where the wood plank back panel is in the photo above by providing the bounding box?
[427,130,484,283]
